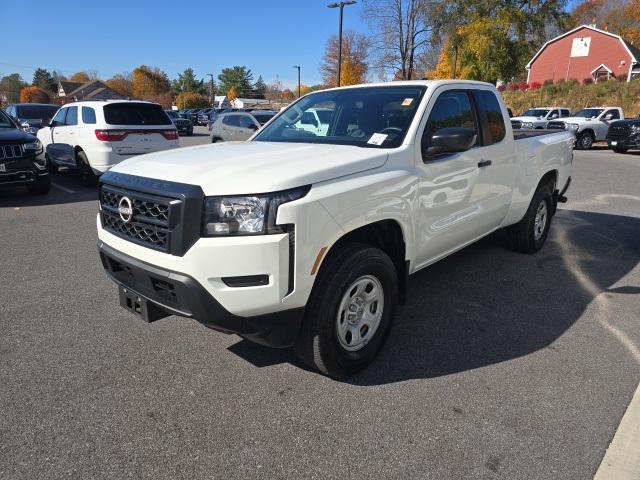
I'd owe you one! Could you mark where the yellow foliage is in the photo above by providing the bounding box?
[340,58,366,86]
[227,86,238,101]
[20,86,51,103]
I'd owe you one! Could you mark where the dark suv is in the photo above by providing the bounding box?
[5,103,60,135]
[0,109,50,194]
[607,116,640,153]
[165,110,193,136]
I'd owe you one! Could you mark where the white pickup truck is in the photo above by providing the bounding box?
[97,80,573,378]
[510,106,571,130]
[546,106,624,150]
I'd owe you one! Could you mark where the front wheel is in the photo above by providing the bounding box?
[505,181,553,253]
[575,131,594,150]
[612,147,628,154]
[294,243,398,378]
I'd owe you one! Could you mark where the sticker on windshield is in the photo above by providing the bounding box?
[401,98,414,106]
[368,133,388,145]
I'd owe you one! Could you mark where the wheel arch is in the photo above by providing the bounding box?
[317,219,409,305]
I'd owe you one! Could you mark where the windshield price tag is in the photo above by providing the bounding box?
[367,133,388,145]
[401,98,414,106]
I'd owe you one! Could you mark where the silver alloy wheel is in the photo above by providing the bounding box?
[534,200,548,240]
[336,275,384,352]
[581,134,593,149]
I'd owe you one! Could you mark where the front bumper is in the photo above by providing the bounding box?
[0,152,49,187]
[607,136,640,149]
[99,242,304,347]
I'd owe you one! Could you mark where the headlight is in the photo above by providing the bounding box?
[24,140,43,155]
[202,186,310,236]
[566,123,579,133]
[522,122,533,129]
[631,124,640,133]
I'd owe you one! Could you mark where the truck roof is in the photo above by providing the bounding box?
[318,79,495,92]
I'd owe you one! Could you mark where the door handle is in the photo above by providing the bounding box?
[478,159,492,168]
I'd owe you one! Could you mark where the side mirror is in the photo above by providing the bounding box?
[248,123,258,131]
[549,114,558,119]
[423,127,477,158]
[604,113,614,120]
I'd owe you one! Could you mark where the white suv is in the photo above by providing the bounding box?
[38,101,179,186]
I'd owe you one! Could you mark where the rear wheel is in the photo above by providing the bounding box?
[576,131,594,150]
[77,151,98,188]
[211,137,221,143]
[505,180,553,254]
[294,243,398,378]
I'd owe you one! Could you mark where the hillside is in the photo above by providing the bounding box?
[501,79,640,117]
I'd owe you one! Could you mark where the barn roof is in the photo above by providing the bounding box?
[526,25,640,69]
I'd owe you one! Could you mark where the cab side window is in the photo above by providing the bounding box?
[238,115,256,129]
[223,115,239,127]
[605,109,620,120]
[473,90,506,145]
[422,91,478,153]
[51,108,67,127]
[65,106,78,126]
[561,109,570,118]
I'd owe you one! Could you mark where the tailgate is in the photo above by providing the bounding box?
[112,129,173,155]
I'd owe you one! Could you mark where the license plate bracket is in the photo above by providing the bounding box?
[118,286,169,323]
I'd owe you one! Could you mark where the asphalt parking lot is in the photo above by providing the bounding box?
[1,129,639,479]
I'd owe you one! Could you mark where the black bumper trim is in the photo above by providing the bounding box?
[99,242,304,348]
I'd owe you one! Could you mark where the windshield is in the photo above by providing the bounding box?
[522,109,550,117]
[165,111,179,118]
[0,109,16,128]
[254,86,427,148]
[16,104,59,121]
[252,113,276,125]
[574,108,604,118]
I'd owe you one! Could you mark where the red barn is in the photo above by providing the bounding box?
[526,25,640,84]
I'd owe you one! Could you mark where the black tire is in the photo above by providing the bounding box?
[294,242,398,378]
[505,181,553,253]
[27,174,51,195]
[211,137,221,143]
[46,154,57,173]
[575,131,594,150]
[77,151,98,188]
[612,147,628,154]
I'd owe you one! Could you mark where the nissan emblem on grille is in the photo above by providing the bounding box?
[118,196,134,223]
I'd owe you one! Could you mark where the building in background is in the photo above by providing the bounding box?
[526,25,640,83]
[56,80,127,104]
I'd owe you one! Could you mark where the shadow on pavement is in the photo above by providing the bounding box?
[228,209,640,384]
[0,170,98,208]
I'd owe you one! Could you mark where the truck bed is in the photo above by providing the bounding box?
[513,129,562,140]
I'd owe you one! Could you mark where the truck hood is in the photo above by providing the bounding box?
[511,116,546,122]
[110,141,389,195]
[553,117,597,124]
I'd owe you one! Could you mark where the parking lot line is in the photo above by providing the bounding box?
[51,182,76,194]
[594,382,640,480]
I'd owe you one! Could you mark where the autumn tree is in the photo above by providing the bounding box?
[571,0,640,46]
[32,68,56,93]
[68,70,98,83]
[218,66,254,97]
[105,73,133,97]
[226,86,238,101]
[20,86,51,103]
[132,65,171,99]
[320,30,369,86]
[174,92,208,109]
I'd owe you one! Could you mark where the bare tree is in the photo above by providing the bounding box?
[362,0,435,80]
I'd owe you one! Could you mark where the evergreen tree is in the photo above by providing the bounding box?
[218,66,254,98]
[32,68,56,92]
[253,76,267,99]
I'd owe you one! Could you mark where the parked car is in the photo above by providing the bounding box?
[0,107,50,194]
[606,117,640,153]
[37,100,179,186]
[207,108,235,130]
[187,109,203,124]
[5,103,60,135]
[511,107,571,130]
[547,106,624,149]
[197,108,214,125]
[210,111,277,142]
[291,107,332,136]
[165,110,193,136]
[96,80,573,378]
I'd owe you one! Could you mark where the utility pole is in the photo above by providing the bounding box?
[207,73,214,107]
[327,1,356,87]
[293,66,301,98]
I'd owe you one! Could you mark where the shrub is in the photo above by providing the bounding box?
[20,86,51,103]
[529,81,542,90]
[518,81,529,91]
[542,79,554,86]
[582,78,594,85]
[496,84,506,92]
[555,79,566,85]
[616,74,628,82]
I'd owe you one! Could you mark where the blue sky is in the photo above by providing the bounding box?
[1,0,367,88]
[2,0,583,88]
